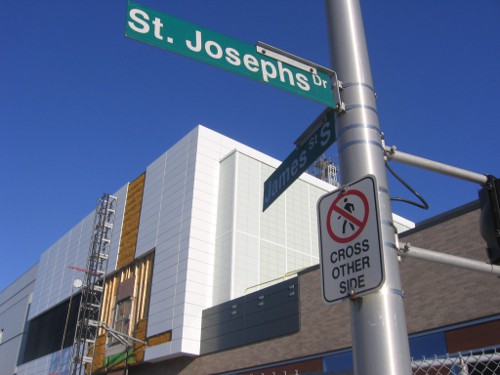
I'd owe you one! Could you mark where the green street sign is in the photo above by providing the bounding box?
[263,108,336,211]
[126,1,336,108]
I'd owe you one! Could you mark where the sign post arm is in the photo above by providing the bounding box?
[324,1,412,374]
[398,243,500,277]
[385,145,488,185]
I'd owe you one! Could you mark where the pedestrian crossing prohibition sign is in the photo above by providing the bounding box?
[326,189,369,243]
[317,175,384,304]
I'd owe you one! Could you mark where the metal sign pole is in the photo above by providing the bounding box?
[324,1,412,374]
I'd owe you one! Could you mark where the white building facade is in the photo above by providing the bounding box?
[1,125,414,375]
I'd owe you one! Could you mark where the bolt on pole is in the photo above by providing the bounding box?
[324,1,412,374]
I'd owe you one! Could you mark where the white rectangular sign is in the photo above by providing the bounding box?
[317,175,384,304]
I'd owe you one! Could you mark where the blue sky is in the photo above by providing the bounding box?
[1,1,499,291]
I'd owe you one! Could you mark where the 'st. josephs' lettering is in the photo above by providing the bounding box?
[184,29,311,92]
[128,9,165,41]
[126,3,336,108]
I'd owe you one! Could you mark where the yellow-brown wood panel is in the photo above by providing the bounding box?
[117,173,145,269]
[147,330,173,347]
[91,335,107,373]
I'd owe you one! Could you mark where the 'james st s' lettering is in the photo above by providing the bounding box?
[307,121,332,151]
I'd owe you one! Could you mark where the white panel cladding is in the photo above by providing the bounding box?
[213,150,329,303]
[0,264,37,306]
[0,295,31,374]
[286,181,312,251]
[106,184,128,271]
[144,126,257,360]
[28,218,91,319]
[308,184,326,262]
[211,152,335,300]
[183,126,236,348]
[233,232,260,297]
[135,152,167,256]
[0,265,37,375]
[28,185,127,319]
[144,127,198,344]
[212,152,236,304]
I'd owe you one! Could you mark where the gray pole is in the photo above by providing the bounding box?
[324,1,412,374]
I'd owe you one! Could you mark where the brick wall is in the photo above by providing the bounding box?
[399,205,500,334]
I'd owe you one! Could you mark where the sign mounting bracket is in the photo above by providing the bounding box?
[255,41,345,113]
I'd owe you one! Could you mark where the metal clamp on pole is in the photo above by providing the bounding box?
[331,71,346,114]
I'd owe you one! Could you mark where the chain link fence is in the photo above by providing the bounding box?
[411,346,500,375]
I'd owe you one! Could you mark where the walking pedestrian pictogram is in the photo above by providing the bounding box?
[326,189,369,243]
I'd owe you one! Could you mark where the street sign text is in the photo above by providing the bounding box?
[126,1,336,107]
[263,108,336,211]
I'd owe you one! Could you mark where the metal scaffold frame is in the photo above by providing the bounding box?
[69,193,117,375]
[313,155,340,188]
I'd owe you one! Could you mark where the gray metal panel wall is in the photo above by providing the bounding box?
[200,278,299,355]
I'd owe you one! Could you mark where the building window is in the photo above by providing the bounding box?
[100,251,154,346]
[111,298,132,344]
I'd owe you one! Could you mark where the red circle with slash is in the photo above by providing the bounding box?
[326,189,369,243]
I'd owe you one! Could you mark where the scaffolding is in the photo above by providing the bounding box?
[312,156,340,187]
[69,194,117,375]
